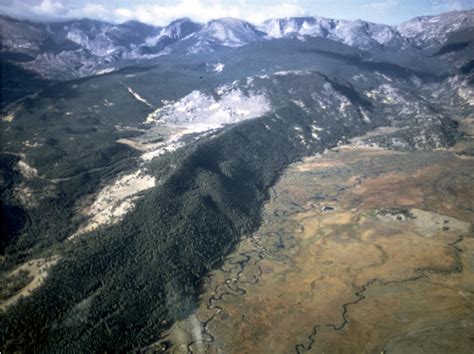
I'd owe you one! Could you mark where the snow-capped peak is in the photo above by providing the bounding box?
[260,16,407,50]
[398,10,474,48]
[198,18,264,47]
[160,18,201,40]
[3,9,473,81]
[145,18,201,46]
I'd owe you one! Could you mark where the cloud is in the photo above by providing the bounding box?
[2,0,470,26]
[111,0,241,25]
[361,0,400,12]
[0,0,307,25]
[79,4,109,19]
[352,0,401,24]
[430,0,472,14]
[35,0,66,15]
[0,0,67,20]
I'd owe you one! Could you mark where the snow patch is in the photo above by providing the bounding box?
[147,88,269,127]
[17,160,38,179]
[2,112,15,122]
[449,75,474,106]
[126,86,155,108]
[23,140,41,148]
[365,84,406,105]
[375,71,393,82]
[311,124,322,140]
[261,16,406,50]
[141,86,270,160]
[95,67,117,75]
[291,99,306,109]
[274,70,308,76]
[104,99,114,107]
[361,109,371,123]
[211,62,225,73]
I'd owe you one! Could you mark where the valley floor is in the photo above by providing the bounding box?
[152,117,474,353]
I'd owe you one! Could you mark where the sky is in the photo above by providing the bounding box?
[0,0,473,26]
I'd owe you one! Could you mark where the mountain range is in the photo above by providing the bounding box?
[2,10,474,81]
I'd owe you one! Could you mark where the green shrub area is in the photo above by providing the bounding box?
[0,61,52,107]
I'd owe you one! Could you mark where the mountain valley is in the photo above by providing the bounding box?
[0,9,473,352]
